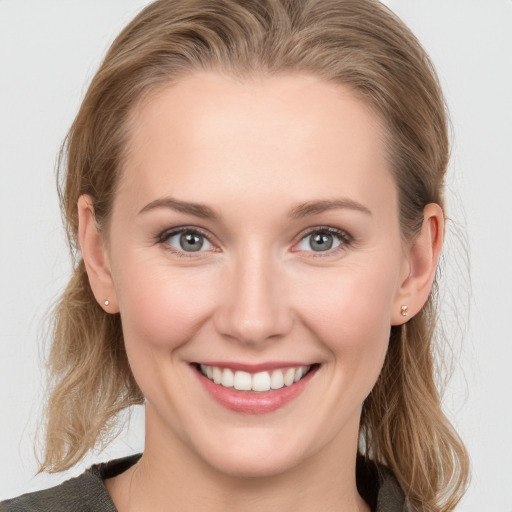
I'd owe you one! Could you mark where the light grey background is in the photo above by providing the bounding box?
[1,1,511,510]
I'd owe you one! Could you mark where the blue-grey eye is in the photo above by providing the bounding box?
[296,230,343,252]
[166,230,213,252]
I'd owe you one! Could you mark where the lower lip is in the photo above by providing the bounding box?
[194,366,318,414]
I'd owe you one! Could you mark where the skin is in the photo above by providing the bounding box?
[78,73,443,512]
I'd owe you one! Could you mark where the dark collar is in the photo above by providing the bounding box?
[0,454,409,511]
[356,455,410,511]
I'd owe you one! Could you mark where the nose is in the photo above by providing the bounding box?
[213,248,293,346]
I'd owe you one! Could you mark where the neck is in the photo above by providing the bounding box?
[107,408,369,512]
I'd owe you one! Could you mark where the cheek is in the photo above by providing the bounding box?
[300,262,397,336]
[296,261,398,380]
[112,255,217,352]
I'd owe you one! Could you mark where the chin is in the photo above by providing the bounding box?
[186,426,312,479]
[205,446,305,479]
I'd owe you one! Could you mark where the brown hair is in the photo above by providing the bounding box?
[42,0,469,509]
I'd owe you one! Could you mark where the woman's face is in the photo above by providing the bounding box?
[104,73,409,477]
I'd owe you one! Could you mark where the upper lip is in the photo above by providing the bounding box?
[193,361,317,372]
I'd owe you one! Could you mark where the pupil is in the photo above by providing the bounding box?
[311,233,333,251]
[180,233,203,252]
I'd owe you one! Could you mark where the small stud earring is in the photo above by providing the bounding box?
[104,300,110,306]
[400,305,408,317]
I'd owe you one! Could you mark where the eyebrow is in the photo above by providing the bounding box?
[138,197,372,219]
[138,197,219,219]
[288,199,372,219]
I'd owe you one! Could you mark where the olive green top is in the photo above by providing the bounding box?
[0,454,410,511]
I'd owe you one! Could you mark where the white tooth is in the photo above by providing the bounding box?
[284,368,295,386]
[213,366,222,384]
[270,370,284,390]
[221,368,234,387]
[206,365,213,379]
[234,371,252,391]
[294,367,303,382]
[252,371,271,392]
[200,364,207,376]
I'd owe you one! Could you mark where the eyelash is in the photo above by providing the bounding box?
[157,226,353,258]
[294,226,353,257]
[157,226,216,259]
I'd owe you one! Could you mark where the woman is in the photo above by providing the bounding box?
[1,0,469,511]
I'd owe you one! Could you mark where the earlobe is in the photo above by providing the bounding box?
[391,203,444,325]
[77,195,119,313]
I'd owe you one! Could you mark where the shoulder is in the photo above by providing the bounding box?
[0,455,141,512]
[0,472,112,512]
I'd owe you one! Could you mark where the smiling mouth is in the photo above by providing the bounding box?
[194,363,318,392]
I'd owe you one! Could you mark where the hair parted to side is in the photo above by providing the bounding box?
[43,0,469,509]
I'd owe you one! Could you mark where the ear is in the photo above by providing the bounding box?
[391,203,444,325]
[77,195,119,313]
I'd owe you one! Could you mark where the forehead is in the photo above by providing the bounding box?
[117,72,395,216]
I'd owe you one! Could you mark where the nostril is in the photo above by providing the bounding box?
[214,312,294,346]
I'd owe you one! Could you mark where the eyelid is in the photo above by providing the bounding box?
[157,226,220,256]
[291,226,353,255]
